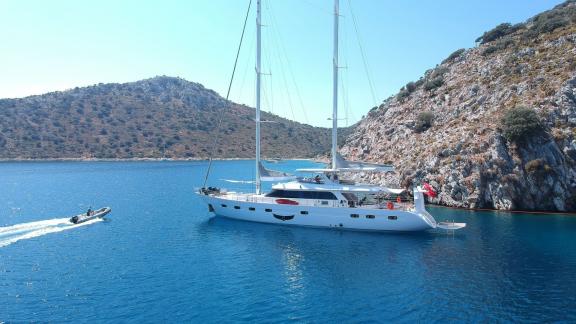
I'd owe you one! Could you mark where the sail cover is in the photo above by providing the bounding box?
[297,153,394,173]
[334,153,394,172]
[259,162,296,181]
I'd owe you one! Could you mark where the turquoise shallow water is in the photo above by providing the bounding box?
[0,160,575,322]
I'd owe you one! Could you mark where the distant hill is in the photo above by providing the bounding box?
[342,0,576,211]
[0,76,339,159]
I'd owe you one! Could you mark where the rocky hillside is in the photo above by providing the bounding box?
[0,76,333,159]
[342,1,576,212]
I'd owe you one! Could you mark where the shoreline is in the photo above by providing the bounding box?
[0,157,319,162]
[427,204,576,216]
[1,159,571,214]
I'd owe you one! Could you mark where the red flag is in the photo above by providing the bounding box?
[423,183,437,198]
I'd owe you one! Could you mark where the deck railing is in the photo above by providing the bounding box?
[215,192,414,211]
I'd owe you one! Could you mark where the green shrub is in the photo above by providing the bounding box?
[502,106,544,142]
[405,81,417,93]
[423,77,444,91]
[476,23,524,44]
[415,111,434,132]
[443,48,465,64]
[538,16,569,33]
[522,2,575,40]
[397,81,418,100]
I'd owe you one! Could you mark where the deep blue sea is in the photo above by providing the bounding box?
[0,160,575,322]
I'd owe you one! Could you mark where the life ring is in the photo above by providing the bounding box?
[396,196,402,203]
[387,201,394,210]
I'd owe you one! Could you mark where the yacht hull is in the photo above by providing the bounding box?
[200,195,434,232]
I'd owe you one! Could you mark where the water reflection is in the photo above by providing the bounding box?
[199,211,576,322]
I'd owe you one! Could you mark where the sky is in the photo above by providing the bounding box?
[0,0,566,127]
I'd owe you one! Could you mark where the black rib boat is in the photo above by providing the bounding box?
[70,207,111,224]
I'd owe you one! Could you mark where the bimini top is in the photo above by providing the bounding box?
[272,180,405,194]
[297,153,394,173]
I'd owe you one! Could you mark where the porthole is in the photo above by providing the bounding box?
[388,216,398,220]
[300,211,308,215]
[234,206,240,209]
[350,214,359,218]
[265,208,272,212]
[366,215,375,219]
[221,204,227,208]
[249,207,255,211]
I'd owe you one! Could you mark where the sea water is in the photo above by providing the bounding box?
[0,160,574,322]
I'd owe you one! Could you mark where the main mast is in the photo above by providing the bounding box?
[331,0,339,169]
[255,0,262,194]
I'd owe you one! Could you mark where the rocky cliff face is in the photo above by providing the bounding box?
[342,1,576,211]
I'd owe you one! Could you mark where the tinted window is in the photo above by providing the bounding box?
[266,190,337,200]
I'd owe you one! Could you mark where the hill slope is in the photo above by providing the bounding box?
[0,76,333,159]
[342,1,576,211]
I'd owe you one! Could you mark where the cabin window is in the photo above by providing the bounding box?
[321,201,329,205]
[388,216,397,220]
[221,204,227,208]
[265,208,272,212]
[350,214,359,218]
[265,190,338,200]
[342,192,358,202]
[234,206,240,209]
[300,211,308,215]
[249,207,255,211]
[366,215,375,219]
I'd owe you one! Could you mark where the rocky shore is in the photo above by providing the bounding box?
[341,2,576,212]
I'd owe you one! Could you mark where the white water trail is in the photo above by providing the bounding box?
[0,217,103,248]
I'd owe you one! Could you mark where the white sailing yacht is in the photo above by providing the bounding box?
[198,0,465,232]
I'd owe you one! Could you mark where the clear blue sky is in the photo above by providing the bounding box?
[0,0,565,127]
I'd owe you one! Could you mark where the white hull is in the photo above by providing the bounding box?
[199,194,435,232]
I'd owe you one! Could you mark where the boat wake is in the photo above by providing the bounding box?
[0,217,102,248]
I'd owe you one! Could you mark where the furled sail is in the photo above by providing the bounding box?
[297,153,394,173]
[334,153,394,172]
[259,162,296,181]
